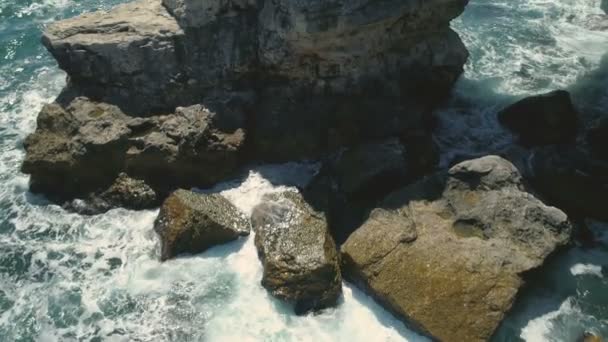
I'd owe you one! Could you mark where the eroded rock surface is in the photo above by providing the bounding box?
[251,191,341,314]
[25,0,470,206]
[342,156,572,342]
[22,97,245,201]
[154,189,250,261]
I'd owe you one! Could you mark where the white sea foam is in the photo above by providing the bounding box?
[571,264,604,278]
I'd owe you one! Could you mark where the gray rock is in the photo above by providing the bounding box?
[65,173,158,214]
[342,156,572,342]
[22,97,245,203]
[154,190,250,261]
[42,0,185,114]
[498,90,579,146]
[251,191,342,314]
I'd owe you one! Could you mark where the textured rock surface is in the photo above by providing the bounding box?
[498,90,579,146]
[251,191,341,314]
[27,0,469,204]
[342,156,572,342]
[42,0,185,114]
[22,97,245,201]
[154,189,250,261]
[65,173,158,214]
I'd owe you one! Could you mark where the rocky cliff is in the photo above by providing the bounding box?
[24,0,468,205]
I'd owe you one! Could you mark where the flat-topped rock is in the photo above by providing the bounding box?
[251,191,342,314]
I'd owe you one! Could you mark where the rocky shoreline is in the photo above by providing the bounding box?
[20,0,608,341]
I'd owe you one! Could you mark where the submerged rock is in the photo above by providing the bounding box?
[22,97,245,203]
[251,191,342,314]
[154,190,250,261]
[342,156,572,342]
[498,90,579,146]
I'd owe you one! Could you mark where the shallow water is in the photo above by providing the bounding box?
[0,0,607,341]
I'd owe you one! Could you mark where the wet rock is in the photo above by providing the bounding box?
[498,90,579,146]
[154,190,250,261]
[342,156,572,342]
[531,146,608,221]
[22,97,245,205]
[602,0,608,14]
[251,191,341,314]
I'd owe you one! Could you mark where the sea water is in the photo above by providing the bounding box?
[0,0,607,341]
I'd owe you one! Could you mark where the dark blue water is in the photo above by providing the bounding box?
[0,0,607,341]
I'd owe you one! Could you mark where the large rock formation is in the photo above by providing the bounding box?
[251,191,342,314]
[22,97,245,201]
[342,156,572,342]
[154,189,250,261]
[24,0,469,206]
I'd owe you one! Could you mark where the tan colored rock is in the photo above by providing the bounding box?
[342,156,572,342]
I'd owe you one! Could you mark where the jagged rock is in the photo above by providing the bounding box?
[154,190,250,261]
[29,0,470,202]
[531,146,608,221]
[22,97,245,203]
[22,98,132,199]
[65,173,158,214]
[498,90,579,146]
[251,191,341,314]
[342,156,572,342]
[40,0,468,152]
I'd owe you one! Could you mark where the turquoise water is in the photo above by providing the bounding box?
[0,0,606,341]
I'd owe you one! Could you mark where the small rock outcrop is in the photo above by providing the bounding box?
[251,191,342,314]
[498,90,579,146]
[22,97,245,201]
[154,190,250,261]
[342,156,572,342]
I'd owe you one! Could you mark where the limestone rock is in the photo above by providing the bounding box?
[42,0,185,114]
[154,190,250,261]
[498,90,579,146]
[22,97,245,203]
[251,191,342,314]
[342,156,572,342]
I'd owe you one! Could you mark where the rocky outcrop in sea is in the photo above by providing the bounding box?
[23,0,469,206]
